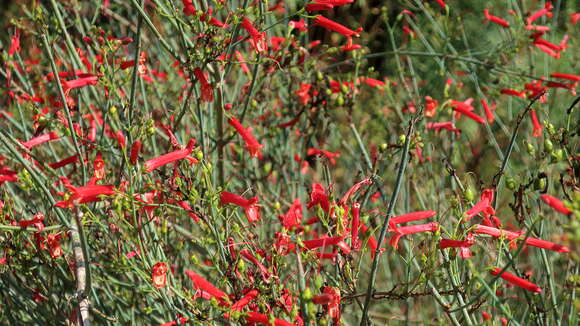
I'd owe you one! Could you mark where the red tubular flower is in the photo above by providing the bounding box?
[303,236,344,250]
[228,116,264,159]
[571,13,580,25]
[500,88,526,98]
[424,96,438,117]
[114,130,126,148]
[351,203,360,249]
[389,222,439,249]
[530,110,542,137]
[220,191,261,223]
[465,197,492,220]
[434,0,446,8]
[8,29,21,56]
[152,262,168,288]
[72,185,115,203]
[279,198,302,230]
[159,316,188,326]
[307,148,341,165]
[312,286,341,324]
[306,3,334,11]
[185,270,229,305]
[482,311,492,321]
[289,19,308,32]
[481,99,496,124]
[526,2,553,25]
[240,249,271,280]
[451,101,486,124]
[274,232,296,256]
[339,178,371,205]
[21,132,60,149]
[359,222,380,258]
[307,183,330,213]
[144,139,195,173]
[231,289,259,311]
[440,233,475,259]
[360,77,385,88]
[490,268,542,293]
[534,43,560,59]
[540,194,572,216]
[389,210,436,231]
[19,213,45,231]
[176,200,201,222]
[426,122,461,136]
[533,38,561,52]
[193,68,214,102]
[313,0,353,5]
[483,9,510,27]
[130,140,142,164]
[313,15,361,37]
[182,0,196,16]
[241,18,268,54]
[49,155,79,169]
[55,183,116,208]
[62,75,99,93]
[245,311,294,326]
[46,233,63,258]
[474,224,570,252]
[550,73,580,82]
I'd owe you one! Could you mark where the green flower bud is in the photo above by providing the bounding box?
[317,71,324,81]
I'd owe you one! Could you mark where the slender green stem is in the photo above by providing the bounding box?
[359,111,421,326]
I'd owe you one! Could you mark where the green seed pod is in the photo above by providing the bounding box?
[544,138,553,152]
[340,83,349,94]
[314,275,323,290]
[464,187,475,202]
[398,134,406,145]
[317,71,324,81]
[379,143,388,151]
[337,95,344,106]
[251,99,258,108]
[237,259,246,272]
[195,150,204,160]
[551,149,564,161]
[526,142,536,156]
[534,178,546,191]
[506,177,517,190]
[109,105,118,114]
[302,287,312,300]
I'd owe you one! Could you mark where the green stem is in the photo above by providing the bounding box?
[359,111,421,326]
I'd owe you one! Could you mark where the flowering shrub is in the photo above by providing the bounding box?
[0,0,578,325]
